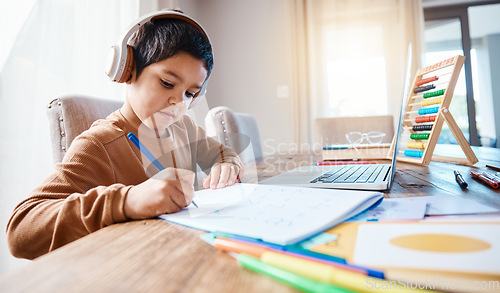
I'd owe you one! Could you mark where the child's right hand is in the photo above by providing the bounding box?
[124,168,195,220]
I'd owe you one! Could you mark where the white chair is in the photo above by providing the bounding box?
[46,94,123,164]
[205,106,263,164]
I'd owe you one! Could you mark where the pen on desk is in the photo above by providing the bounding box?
[453,170,468,188]
[482,172,500,184]
[127,132,199,208]
[486,164,500,172]
[470,171,499,189]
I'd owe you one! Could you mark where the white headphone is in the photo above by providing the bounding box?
[105,10,211,107]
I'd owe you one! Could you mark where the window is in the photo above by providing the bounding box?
[424,1,500,147]
[469,3,500,147]
[324,26,388,117]
[305,0,423,148]
[423,19,469,144]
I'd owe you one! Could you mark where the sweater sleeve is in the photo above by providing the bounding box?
[6,134,130,260]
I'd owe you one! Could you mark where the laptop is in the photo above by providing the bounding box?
[260,45,412,191]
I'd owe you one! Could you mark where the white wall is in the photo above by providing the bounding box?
[177,0,297,155]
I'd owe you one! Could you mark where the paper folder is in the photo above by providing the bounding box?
[307,218,500,293]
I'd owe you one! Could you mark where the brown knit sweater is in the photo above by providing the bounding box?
[6,108,242,260]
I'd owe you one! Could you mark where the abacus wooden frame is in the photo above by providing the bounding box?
[394,55,478,166]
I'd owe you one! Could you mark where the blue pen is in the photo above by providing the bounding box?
[127,132,198,208]
[212,232,384,279]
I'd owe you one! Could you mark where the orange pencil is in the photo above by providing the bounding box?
[214,237,367,276]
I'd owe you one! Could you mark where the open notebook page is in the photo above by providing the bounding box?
[160,183,383,245]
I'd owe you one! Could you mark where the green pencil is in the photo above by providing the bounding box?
[237,254,353,293]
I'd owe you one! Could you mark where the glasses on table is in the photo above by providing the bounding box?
[345,131,386,145]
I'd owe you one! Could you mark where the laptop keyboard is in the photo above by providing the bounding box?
[310,165,386,184]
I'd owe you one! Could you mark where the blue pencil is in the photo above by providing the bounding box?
[127,132,165,171]
[127,132,198,208]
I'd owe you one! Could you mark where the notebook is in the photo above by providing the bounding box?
[160,183,383,245]
[260,44,413,191]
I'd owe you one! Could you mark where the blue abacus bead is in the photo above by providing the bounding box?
[418,108,427,115]
[404,150,424,158]
[418,106,439,115]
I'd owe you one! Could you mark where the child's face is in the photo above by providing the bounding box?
[126,51,208,133]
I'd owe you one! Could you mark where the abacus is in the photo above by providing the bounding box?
[396,55,478,165]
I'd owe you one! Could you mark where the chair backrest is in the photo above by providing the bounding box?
[314,115,394,147]
[205,106,263,163]
[47,95,123,164]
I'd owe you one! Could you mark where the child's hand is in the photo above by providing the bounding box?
[202,162,242,190]
[124,168,195,220]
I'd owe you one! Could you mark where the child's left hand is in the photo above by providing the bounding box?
[203,162,242,189]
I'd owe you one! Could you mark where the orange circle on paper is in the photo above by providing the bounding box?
[389,234,491,253]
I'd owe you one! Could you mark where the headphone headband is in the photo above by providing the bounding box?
[105,10,210,85]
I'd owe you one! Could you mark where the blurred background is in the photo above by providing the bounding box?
[1,0,499,275]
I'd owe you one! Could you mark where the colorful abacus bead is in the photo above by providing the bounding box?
[410,133,430,140]
[418,107,439,115]
[415,76,438,86]
[415,115,436,123]
[420,97,443,106]
[413,84,436,93]
[407,142,427,149]
[404,150,424,157]
[423,89,445,99]
[412,125,433,131]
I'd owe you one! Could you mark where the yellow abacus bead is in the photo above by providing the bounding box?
[407,142,427,149]
[420,97,443,106]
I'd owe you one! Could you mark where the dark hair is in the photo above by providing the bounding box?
[129,18,213,79]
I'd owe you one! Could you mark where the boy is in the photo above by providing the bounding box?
[6,11,243,260]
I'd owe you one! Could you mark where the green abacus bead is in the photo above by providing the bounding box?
[423,89,445,99]
[410,133,430,140]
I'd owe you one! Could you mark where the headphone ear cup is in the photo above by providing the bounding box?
[118,45,135,83]
[105,45,119,80]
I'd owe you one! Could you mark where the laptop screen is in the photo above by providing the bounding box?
[387,44,412,188]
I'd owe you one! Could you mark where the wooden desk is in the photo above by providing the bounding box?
[1,145,499,292]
